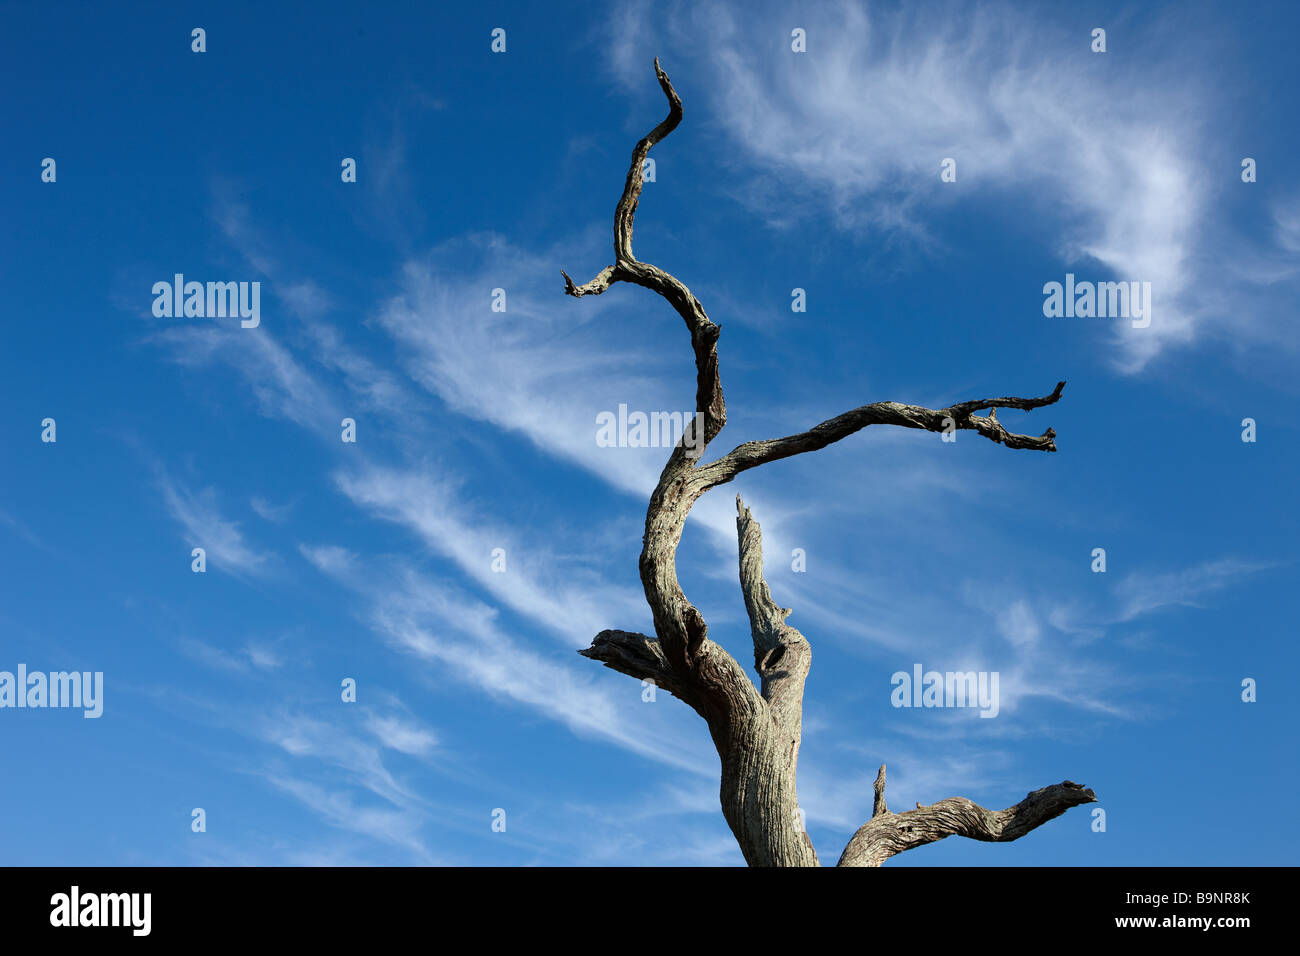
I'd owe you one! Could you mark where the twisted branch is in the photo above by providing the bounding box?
[562,59,1091,867]
[837,771,1098,867]
[698,382,1066,491]
[562,58,725,448]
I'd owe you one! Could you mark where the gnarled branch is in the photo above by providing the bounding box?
[562,57,725,448]
[560,264,617,298]
[614,57,682,264]
[697,383,1066,492]
[562,58,1091,868]
[837,771,1098,867]
[579,629,687,701]
[579,627,761,724]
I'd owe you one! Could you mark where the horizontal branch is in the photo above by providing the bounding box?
[579,628,766,727]
[947,380,1066,418]
[561,264,618,298]
[837,777,1097,867]
[698,382,1066,490]
[579,629,686,699]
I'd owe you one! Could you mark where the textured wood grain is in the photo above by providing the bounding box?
[838,771,1098,866]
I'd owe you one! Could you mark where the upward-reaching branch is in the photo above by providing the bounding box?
[562,58,734,701]
[562,57,725,448]
[735,495,810,729]
[613,58,682,264]
[561,59,1093,868]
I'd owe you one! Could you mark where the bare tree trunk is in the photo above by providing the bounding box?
[717,722,817,867]
[565,59,1095,867]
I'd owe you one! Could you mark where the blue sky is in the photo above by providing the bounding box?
[1,0,1296,866]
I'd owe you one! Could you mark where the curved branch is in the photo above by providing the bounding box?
[621,262,725,445]
[614,57,682,263]
[564,59,737,706]
[837,776,1097,867]
[697,382,1066,491]
[560,57,681,293]
[561,58,725,447]
[561,264,617,298]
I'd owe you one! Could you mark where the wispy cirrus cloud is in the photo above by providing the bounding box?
[375,231,678,496]
[601,0,1297,372]
[949,556,1273,720]
[261,773,437,863]
[152,323,340,434]
[371,232,767,547]
[364,713,438,757]
[148,192,420,432]
[249,495,293,523]
[157,468,270,578]
[179,637,284,673]
[298,544,715,777]
[1112,557,1273,622]
[334,462,648,645]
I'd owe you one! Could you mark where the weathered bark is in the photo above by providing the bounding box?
[564,58,1094,867]
[837,769,1097,867]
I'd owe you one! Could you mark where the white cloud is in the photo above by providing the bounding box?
[375,232,691,498]
[178,638,283,673]
[152,323,339,434]
[262,773,435,862]
[297,543,357,577]
[157,194,419,429]
[997,599,1041,649]
[244,643,283,670]
[249,495,293,522]
[1113,558,1270,622]
[365,714,438,756]
[334,463,648,645]
[599,0,1287,372]
[298,547,716,777]
[157,470,269,577]
[1275,198,1300,256]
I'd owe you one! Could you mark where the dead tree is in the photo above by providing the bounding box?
[562,59,1096,867]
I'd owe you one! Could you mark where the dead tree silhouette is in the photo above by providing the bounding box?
[562,59,1096,866]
